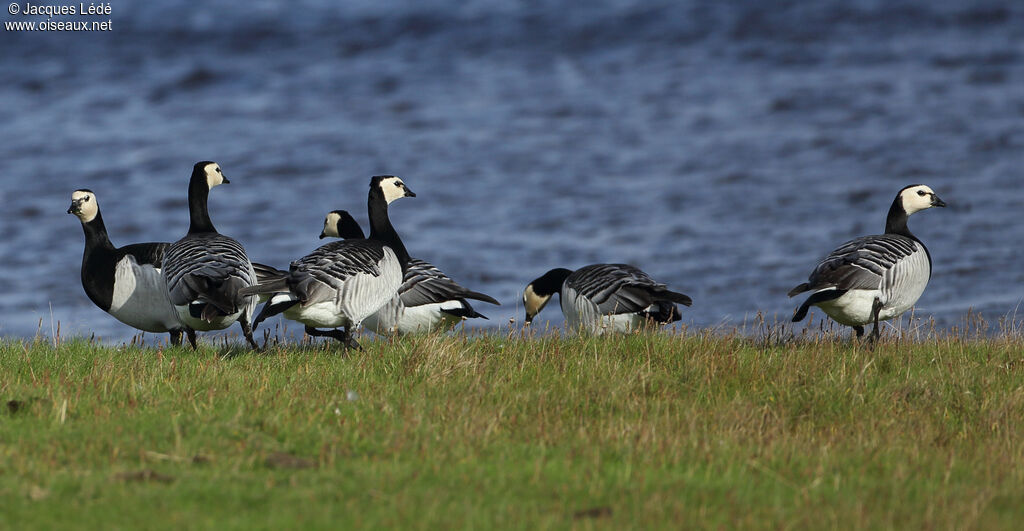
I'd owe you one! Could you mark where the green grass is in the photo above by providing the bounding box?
[3,328,1024,529]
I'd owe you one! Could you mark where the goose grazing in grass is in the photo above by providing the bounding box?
[789,184,946,340]
[523,264,692,334]
[319,209,500,334]
[242,176,415,349]
[161,161,259,349]
[68,189,193,346]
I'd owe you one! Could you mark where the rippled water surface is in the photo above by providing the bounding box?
[2,1,1022,342]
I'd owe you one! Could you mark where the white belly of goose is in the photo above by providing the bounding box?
[401,302,464,332]
[176,308,242,332]
[286,253,402,330]
[561,286,644,335]
[282,298,348,328]
[361,298,463,335]
[108,255,180,333]
[816,241,931,326]
[399,301,464,334]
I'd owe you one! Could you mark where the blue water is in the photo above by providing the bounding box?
[2,1,1023,343]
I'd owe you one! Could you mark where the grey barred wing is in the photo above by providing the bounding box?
[398,259,466,308]
[805,234,919,291]
[286,240,388,303]
[163,234,255,307]
[568,264,665,315]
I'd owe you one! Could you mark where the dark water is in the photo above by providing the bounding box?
[2,1,1023,343]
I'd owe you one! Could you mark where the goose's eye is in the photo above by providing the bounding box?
[216,168,222,173]
[394,181,402,187]
[83,196,90,202]
[917,190,927,196]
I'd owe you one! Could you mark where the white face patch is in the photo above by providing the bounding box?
[70,190,99,223]
[523,284,552,321]
[204,163,225,189]
[322,212,341,238]
[901,185,937,215]
[380,177,407,204]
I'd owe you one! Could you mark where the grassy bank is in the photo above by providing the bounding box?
[2,330,1024,529]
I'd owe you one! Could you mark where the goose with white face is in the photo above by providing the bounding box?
[67,189,99,223]
[378,176,416,204]
[899,184,946,214]
[523,284,553,325]
[320,211,342,239]
[160,160,259,349]
[203,162,228,189]
[69,189,192,346]
[789,183,947,340]
[522,265,692,334]
[315,208,499,335]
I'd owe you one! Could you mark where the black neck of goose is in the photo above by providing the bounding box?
[81,210,115,252]
[187,176,216,234]
[367,192,410,268]
[884,194,913,238]
[534,268,573,297]
[336,212,366,240]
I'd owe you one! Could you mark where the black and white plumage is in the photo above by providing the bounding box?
[161,161,259,349]
[523,264,692,334]
[789,184,947,339]
[243,176,416,348]
[319,210,500,334]
[68,189,193,346]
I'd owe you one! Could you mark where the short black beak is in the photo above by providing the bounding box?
[222,176,230,184]
[932,194,946,208]
[405,188,416,198]
[67,201,77,214]
[319,232,327,239]
[67,206,74,214]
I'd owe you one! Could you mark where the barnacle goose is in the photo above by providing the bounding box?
[319,209,500,334]
[523,264,692,334]
[788,184,946,339]
[68,189,194,347]
[242,176,415,349]
[161,161,259,349]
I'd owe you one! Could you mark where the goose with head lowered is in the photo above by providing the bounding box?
[161,161,260,349]
[788,184,946,340]
[318,209,499,335]
[241,176,415,349]
[523,264,692,334]
[68,189,193,346]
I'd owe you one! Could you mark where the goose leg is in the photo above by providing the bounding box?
[186,328,198,350]
[340,327,362,351]
[304,325,332,339]
[304,326,362,350]
[169,330,183,346]
[853,326,864,338]
[870,298,883,342]
[240,318,259,350]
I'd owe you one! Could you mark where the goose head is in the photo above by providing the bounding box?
[371,175,416,204]
[898,184,946,215]
[523,268,573,325]
[320,210,366,239]
[67,189,98,223]
[193,161,228,189]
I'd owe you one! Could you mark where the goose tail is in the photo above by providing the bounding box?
[461,290,500,306]
[656,289,692,307]
[239,278,290,297]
